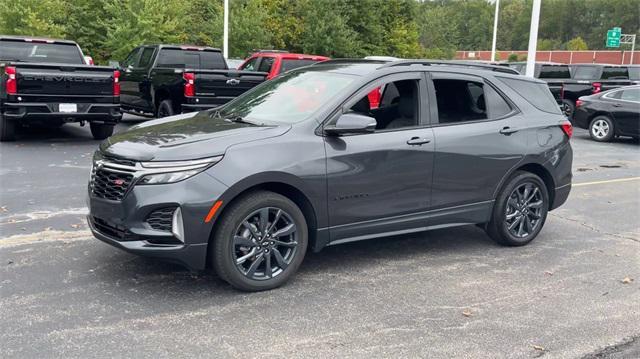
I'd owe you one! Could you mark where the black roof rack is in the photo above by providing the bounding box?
[380,60,520,74]
[313,58,387,66]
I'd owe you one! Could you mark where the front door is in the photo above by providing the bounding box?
[324,73,435,242]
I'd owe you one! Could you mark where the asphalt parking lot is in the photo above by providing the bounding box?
[1,117,638,358]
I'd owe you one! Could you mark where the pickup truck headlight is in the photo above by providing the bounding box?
[137,156,223,185]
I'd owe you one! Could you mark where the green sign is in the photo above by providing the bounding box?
[606,28,621,48]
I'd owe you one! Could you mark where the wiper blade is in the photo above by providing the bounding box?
[226,116,260,125]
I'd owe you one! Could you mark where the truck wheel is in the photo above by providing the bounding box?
[561,99,575,120]
[90,123,114,140]
[156,100,174,118]
[212,191,308,292]
[0,113,16,142]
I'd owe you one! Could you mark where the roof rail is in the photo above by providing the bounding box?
[380,60,520,74]
[253,49,289,53]
[312,58,387,66]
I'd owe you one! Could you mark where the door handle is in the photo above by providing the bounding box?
[499,126,519,135]
[612,103,622,107]
[406,137,431,145]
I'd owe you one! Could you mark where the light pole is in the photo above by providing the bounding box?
[491,0,500,62]
[223,0,229,59]
[525,0,541,77]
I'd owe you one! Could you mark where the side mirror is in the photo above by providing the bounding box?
[324,113,377,135]
[108,60,120,69]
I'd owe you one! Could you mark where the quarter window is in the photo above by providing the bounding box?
[620,88,640,102]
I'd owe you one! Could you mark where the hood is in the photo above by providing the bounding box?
[100,111,290,161]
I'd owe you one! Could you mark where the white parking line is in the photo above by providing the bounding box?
[573,177,640,187]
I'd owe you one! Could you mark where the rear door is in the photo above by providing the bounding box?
[429,72,527,221]
[128,46,156,110]
[118,47,142,108]
[610,88,640,136]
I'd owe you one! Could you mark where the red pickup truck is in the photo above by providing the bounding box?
[239,50,329,80]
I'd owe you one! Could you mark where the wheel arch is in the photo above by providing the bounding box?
[494,162,556,210]
[205,174,322,268]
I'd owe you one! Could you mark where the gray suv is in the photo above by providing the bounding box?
[88,60,573,291]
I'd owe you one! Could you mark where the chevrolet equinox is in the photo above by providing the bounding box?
[88,60,573,291]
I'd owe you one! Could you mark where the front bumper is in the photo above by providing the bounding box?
[3,102,121,123]
[87,171,229,271]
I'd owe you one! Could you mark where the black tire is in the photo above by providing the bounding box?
[486,171,549,246]
[561,99,575,120]
[156,99,174,118]
[0,113,16,142]
[212,191,308,291]
[589,115,615,142]
[90,123,114,140]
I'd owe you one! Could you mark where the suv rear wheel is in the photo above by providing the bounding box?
[90,123,114,140]
[212,191,308,291]
[486,171,549,246]
[0,113,16,142]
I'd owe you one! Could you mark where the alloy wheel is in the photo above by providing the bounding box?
[505,182,544,238]
[591,119,609,139]
[232,207,298,280]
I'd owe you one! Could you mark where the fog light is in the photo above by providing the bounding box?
[172,207,185,243]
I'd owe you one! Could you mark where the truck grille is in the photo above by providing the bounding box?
[145,207,176,232]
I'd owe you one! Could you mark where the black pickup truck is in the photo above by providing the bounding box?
[115,44,267,118]
[0,35,121,141]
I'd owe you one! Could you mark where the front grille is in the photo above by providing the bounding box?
[145,207,176,232]
[103,156,136,167]
[91,169,134,201]
[92,217,137,241]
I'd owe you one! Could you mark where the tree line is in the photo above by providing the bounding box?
[1,0,638,64]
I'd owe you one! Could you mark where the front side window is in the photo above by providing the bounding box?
[241,57,258,71]
[258,57,275,73]
[620,88,640,102]
[122,47,141,67]
[219,69,356,124]
[346,79,420,131]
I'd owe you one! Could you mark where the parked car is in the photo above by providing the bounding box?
[88,59,572,291]
[239,50,329,79]
[573,85,639,142]
[116,44,268,117]
[0,35,121,141]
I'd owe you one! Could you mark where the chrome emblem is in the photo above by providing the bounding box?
[226,78,240,85]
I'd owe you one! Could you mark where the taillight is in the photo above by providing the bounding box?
[560,120,573,139]
[5,66,17,95]
[592,82,601,94]
[183,72,195,97]
[575,99,583,108]
[113,70,120,96]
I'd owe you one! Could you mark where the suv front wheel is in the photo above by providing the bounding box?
[486,171,549,246]
[212,191,308,291]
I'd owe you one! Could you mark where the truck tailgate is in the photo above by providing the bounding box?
[14,62,114,98]
[194,70,267,105]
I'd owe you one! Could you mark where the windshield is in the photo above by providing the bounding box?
[219,70,357,124]
[0,40,84,64]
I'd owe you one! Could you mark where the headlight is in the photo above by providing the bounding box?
[137,156,223,185]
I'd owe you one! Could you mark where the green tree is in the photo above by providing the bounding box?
[566,36,588,51]
[0,0,68,38]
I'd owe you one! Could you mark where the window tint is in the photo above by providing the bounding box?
[433,79,488,123]
[258,57,275,73]
[280,59,320,73]
[484,84,512,118]
[138,47,155,68]
[156,49,226,69]
[499,77,561,114]
[539,65,571,79]
[122,48,141,67]
[347,79,420,130]
[606,90,623,99]
[620,88,640,102]
[572,66,600,80]
[0,40,84,64]
[241,57,258,71]
[628,67,640,80]
[602,66,629,79]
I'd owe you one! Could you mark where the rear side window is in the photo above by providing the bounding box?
[601,66,629,79]
[156,49,226,69]
[620,88,640,102]
[539,65,571,79]
[433,79,488,123]
[137,47,155,68]
[572,66,600,80]
[258,57,275,73]
[0,40,84,64]
[280,59,319,74]
[499,77,561,114]
[628,67,640,80]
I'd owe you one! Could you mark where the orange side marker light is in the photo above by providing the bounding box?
[204,200,223,223]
